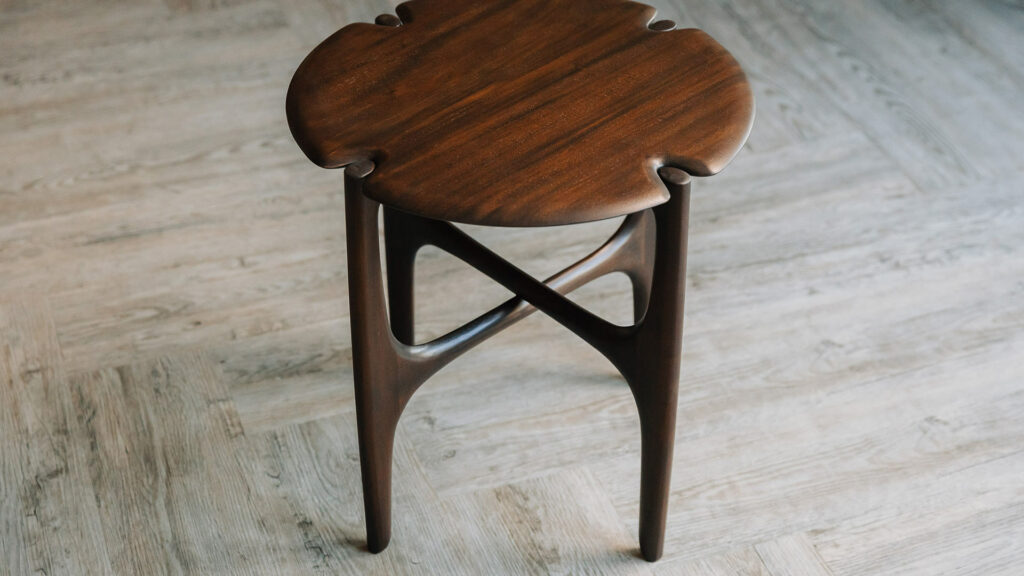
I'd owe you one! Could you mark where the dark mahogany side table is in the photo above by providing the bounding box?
[286,0,753,562]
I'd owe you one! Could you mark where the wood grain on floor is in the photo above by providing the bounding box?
[1,0,1022,574]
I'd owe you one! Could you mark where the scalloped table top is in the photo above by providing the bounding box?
[286,0,754,226]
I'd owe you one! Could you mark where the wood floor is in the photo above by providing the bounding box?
[2,0,1022,574]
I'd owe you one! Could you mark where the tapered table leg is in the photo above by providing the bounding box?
[345,161,402,553]
[343,159,692,561]
[629,167,690,562]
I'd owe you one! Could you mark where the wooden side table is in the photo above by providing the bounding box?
[286,0,753,561]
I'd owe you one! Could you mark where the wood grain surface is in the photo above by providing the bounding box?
[2,0,1023,574]
[286,0,754,226]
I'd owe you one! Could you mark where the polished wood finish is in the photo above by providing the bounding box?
[345,161,687,560]
[293,0,730,559]
[286,0,753,226]
[290,0,745,559]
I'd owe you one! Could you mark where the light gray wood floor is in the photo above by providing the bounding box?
[2,0,1022,574]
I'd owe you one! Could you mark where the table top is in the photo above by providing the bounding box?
[287,0,754,226]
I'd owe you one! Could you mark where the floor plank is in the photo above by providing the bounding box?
[246,412,481,575]
[66,353,311,575]
[444,467,656,576]
[810,450,1024,576]
[0,300,112,575]
[756,533,834,576]
[658,546,769,576]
